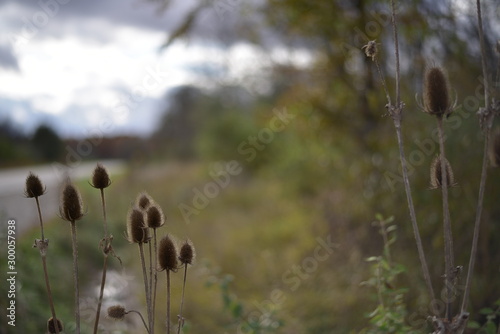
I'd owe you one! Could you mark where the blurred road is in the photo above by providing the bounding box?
[0,160,126,236]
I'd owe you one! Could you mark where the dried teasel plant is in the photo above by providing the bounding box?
[107,305,149,333]
[59,181,84,334]
[90,163,121,334]
[430,155,457,189]
[146,203,166,332]
[25,173,61,334]
[177,240,195,334]
[158,234,178,334]
[363,0,499,332]
[127,206,153,333]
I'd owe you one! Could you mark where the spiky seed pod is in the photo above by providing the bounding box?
[490,130,500,167]
[430,155,456,189]
[158,235,178,271]
[127,208,149,243]
[179,240,195,265]
[146,205,165,229]
[47,317,63,333]
[91,163,111,189]
[362,40,378,61]
[107,305,126,320]
[136,192,152,211]
[60,183,84,221]
[25,172,45,198]
[424,67,451,118]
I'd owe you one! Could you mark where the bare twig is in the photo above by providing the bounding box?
[93,188,109,334]
[127,310,151,334]
[461,0,496,314]
[177,264,189,334]
[32,195,60,334]
[139,243,151,333]
[167,270,172,334]
[388,0,436,303]
[437,117,454,321]
[70,221,81,334]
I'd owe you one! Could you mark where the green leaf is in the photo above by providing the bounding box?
[386,225,397,232]
[480,307,495,315]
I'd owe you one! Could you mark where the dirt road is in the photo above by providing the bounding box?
[0,160,126,236]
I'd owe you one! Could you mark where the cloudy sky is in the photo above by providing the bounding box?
[0,0,307,138]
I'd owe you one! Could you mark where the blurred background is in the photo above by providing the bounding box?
[0,0,499,333]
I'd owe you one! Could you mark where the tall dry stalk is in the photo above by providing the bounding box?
[158,235,178,334]
[60,182,85,334]
[461,0,498,314]
[25,173,61,334]
[363,0,435,302]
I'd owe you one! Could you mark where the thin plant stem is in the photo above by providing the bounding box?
[177,264,188,334]
[394,122,436,302]
[167,270,171,334]
[35,196,45,240]
[462,130,491,313]
[127,310,151,334]
[437,117,454,321]
[33,197,60,334]
[41,253,60,334]
[390,0,401,106]
[148,239,154,333]
[387,0,436,304]
[70,221,81,334]
[462,0,495,313]
[476,0,490,106]
[93,255,108,334]
[101,189,108,237]
[153,229,159,333]
[93,188,109,334]
[139,243,151,333]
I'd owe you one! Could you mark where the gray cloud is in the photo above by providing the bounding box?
[0,44,19,71]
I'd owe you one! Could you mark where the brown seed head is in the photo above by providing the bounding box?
[158,235,178,271]
[47,317,63,333]
[179,240,195,265]
[136,192,152,211]
[60,182,84,222]
[146,205,165,229]
[25,172,45,198]
[362,40,378,61]
[107,305,126,320]
[91,163,111,189]
[430,155,456,189]
[424,67,451,118]
[127,208,149,243]
[490,130,500,167]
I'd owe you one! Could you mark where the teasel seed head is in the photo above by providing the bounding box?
[490,129,500,167]
[179,240,195,265]
[47,317,63,333]
[136,192,153,211]
[107,305,126,320]
[430,155,457,189]
[127,208,149,243]
[362,40,378,61]
[91,163,111,189]
[146,204,165,229]
[25,172,45,198]
[60,182,84,222]
[424,66,451,118]
[158,234,178,271]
